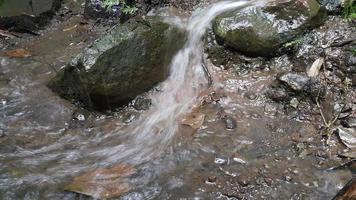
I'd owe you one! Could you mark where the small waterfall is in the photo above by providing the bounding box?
[90,0,255,165]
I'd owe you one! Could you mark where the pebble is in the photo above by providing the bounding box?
[214,157,227,165]
[222,115,237,130]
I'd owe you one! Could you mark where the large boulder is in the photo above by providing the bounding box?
[0,0,61,30]
[212,0,326,57]
[48,18,185,110]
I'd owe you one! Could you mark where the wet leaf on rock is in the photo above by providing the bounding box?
[4,48,31,58]
[181,112,205,130]
[65,164,136,199]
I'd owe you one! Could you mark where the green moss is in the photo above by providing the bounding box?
[343,0,356,20]
[284,37,304,48]
[103,0,138,15]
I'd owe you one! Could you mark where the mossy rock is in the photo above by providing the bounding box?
[213,0,326,57]
[48,17,186,110]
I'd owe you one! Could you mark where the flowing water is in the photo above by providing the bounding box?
[0,0,255,198]
[0,0,352,199]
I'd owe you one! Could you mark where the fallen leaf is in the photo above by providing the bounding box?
[65,164,136,199]
[181,112,205,130]
[338,127,356,149]
[4,48,31,58]
[307,57,324,77]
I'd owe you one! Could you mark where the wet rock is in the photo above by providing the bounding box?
[133,96,151,111]
[69,109,94,128]
[290,98,299,109]
[317,0,343,13]
[222,115,237,130]
[181,112,205,130]
[325,48,346,70]
[279,73,310,91]
[337,127,356,148]
[278,73,325,97]
[344,51,356,83]
[214,157,228,165]
[123,112,139,123]
[48,18,185,110]
[0,0,61,31]
[266,86,291,102]
[284,175,293,182]
[84,0,127,19]
[295,17,355,63]
[341,117,356,128]
[213,0,325,57]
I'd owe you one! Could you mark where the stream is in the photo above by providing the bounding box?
[0,0,354,199]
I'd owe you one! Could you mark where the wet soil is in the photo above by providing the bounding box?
[0,0,354,199]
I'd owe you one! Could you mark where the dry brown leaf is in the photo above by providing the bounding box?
[181,112,205,130]
[65,164,136,199]
[4,48,31,58]
[307,57,324,77]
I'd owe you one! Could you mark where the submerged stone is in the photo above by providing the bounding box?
[0,0,61,30]
[212,0,326,57]
[48,18,185,110]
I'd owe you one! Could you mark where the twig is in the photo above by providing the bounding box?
[201,57,212,87]
[315,62,345,142]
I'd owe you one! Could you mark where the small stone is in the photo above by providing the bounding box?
[0,99,6,106]
[290,98,299,109]
[278,73,310,91]
[238,176,251,187]
[284,175,293,182]
[245,92,257,100]
[341,117,356,128]
[222,115,237,130]
[133,97,151,111]
[267,87,290,102]
[233,157,247,164]
[214,157,227,165]
[72,109,90,121]
[123,113,138,123]
[337,127,356,149]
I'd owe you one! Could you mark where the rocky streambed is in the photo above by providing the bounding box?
[0,0,355,199]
